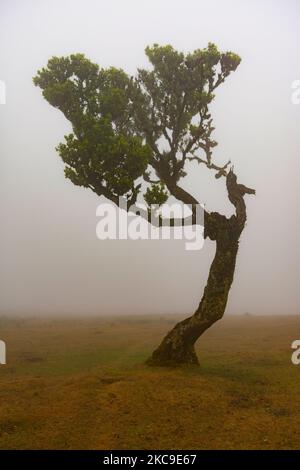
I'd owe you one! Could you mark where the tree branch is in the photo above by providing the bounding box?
[226,168,256,228]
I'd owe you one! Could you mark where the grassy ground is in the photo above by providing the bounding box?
[0,314,299,449]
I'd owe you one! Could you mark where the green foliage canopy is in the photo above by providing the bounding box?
[34,44,241,208]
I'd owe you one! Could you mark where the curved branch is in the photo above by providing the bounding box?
[188,155,231,178]
[226,168,255,228]
[91,183,200,228]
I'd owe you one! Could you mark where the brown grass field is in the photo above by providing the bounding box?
[0,314,299,449]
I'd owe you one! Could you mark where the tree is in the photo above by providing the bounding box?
[34,43,255,366]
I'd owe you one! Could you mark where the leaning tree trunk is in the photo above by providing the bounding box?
[146,223,240,366]
[146,170,254,367]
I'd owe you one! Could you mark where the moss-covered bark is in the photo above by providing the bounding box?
[147,228,240,366]
[147,169,255,367]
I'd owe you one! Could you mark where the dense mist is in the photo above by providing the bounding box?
[0,0,299,316]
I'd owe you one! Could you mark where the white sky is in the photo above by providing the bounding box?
[0,0,299,315]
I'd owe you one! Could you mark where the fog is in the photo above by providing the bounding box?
[0,0,299,316]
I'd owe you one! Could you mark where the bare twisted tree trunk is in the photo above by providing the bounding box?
[147,220,240,366]
[146,170,254,366]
